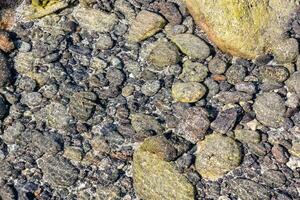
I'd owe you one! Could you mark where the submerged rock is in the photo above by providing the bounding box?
[128,10,166,42]
[172,82,206,103]
[133,136,195,200]
[195,133,242,181]
[186,0,299,62]
[253,92,286,128]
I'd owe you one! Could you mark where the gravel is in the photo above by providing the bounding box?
[1,1,300,199]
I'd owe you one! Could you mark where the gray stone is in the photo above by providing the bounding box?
[286,71,300,98]
[253,92,286,128]
[195,134,242,180]
[73,7,118,33]
[208,57,227,74]
[37,155,78,188]
[171,34,210,60]
[128,10,166,42]
[226,65,246,85]
[211,107,240,134]
[228,179,271,200]
[176,107,210,143]
[69,92,97,121]
[179,60,208,82]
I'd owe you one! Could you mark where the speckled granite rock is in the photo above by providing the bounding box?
[195,133,242,181]
[185,0,299,62]
[133,136,195,200]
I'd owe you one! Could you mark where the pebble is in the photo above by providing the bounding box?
[171,33,210,60]
[0,30,14,52]
[0,53,11,87]
[172,82,206,103]
[179,60,208,82]
[37,155,78,188]
[272,144,290,164]
[228,179,271,200]
[128,10,166,42]
[195,133,242,180]
[94,33,114,50]
[15,40,32,52]
[20,92,43,107]
[258,65,289,82]
[262,170,286,188]
[141,80,161,96]
[69,92,97,121]
[130,113,163,135]
[0,95,8,120]
[272,38,299,64]
[286,71,300,98]
[208,57,227,74]
[158,2,182,25]
[253,92,286,128]
[73,7,118,33]
[147,40,180,70]
[225,65,246,85]
[211,107,240,134]
[176,107,210,143]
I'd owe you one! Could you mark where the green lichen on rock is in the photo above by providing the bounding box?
[195,133,242,181]
[133,136,195,200]
[185,0,299,63]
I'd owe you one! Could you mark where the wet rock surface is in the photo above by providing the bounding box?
[0,0,300,199]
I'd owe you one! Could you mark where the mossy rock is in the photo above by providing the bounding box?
[185,0,299,63]
[133,136,195,200]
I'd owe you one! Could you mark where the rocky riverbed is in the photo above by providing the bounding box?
[0,0,300,199]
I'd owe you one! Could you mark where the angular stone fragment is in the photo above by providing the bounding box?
[69,91,97,120]
[228,179,271,200]
[172,82,206,103]
[195,134,242,181]
[133,137,195,200]
[73,6,118,33]
[128,10,166,42]
[147,40,180,70]
[37,155,78,188]
[176,107,210,143]
[211,107,241,134]
[186,0,299,62]
[253,92,286,128]
[171,34,210,60]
